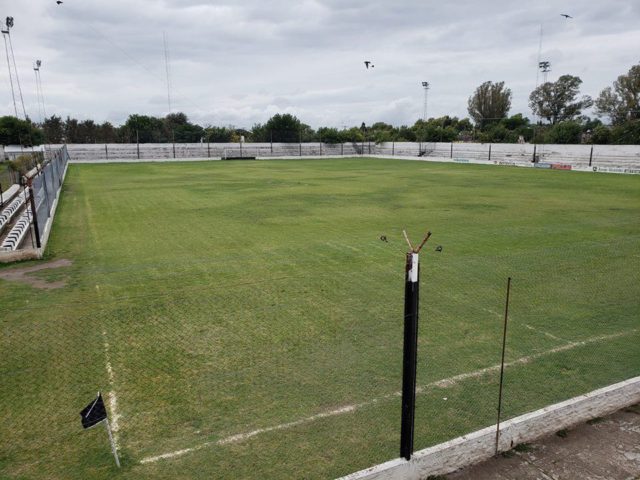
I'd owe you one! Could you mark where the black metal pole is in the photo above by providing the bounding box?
[299,129,302,156]
[532,144,537,163]
[589,144,593,167]
[488,144,492,162]
[270,131,273,154]
[136,130,140,159]
[494,277,511,455]
[392,141,395,156]
[450,142,453,158]
[400,252,420,461]
[172,130,176,159]
[341,142,344,156]
[207,135,210,158]
[105,144,109,161]
[28,186,42,248]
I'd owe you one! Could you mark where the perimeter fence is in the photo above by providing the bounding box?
[58,141,640,171]
[1,160,638,479]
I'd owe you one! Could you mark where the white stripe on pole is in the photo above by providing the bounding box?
[408,253,419,283]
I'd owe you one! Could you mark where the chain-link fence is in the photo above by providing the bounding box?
[28,146,69,249]
[0,156,638,479]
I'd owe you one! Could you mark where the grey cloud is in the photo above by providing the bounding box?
[1,0,639,127]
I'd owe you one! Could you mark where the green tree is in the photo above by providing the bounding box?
[205,126,234,143]
[96,122,118,143]
[591,125,612,144]
[123,114,165,143]
[64,117,80,143]
[0,116,43,146]
[545,121,583,144]
[529,75,593,124]
[263,114,307,142]
[467,81,512,128]
[317,127,342,144]
[595,64,640,124]
[42,115,64,143]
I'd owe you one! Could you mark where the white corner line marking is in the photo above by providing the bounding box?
[140,328,636,464]
[103,330,121,449]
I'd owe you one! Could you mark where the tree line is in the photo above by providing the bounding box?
[1,63,638,146]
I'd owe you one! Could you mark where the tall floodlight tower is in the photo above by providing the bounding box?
[421,81,430,122]
[538,61,551,83]
[33,60,44,122]
[1,17,18,117]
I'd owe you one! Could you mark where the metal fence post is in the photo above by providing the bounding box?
[136,130,140,159]
[105,144,109,161]
[341,143,344,156]
[488,144,492,162]
[392,141,395,156]
[28,186,42,248]
[532,144,537,163]
[495,277,512,455]
[299,130,302,156]
[589,144,594,167]
[450,142,453,158]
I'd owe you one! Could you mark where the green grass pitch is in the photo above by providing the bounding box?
[1,157,639,479]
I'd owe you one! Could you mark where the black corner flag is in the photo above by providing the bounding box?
[80,393,107,429]
[80,392,121,467]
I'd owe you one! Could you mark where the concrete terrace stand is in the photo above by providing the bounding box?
[337,376,640,480]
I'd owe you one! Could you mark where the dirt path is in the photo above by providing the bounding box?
[447,404,640,480]
[0,259,73,289]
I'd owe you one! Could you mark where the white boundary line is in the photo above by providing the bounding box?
[139,329,636,464]
[102,330,121,449]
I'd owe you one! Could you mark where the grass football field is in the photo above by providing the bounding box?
[1,157,639,479]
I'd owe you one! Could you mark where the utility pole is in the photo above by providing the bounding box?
[1,17,18,117]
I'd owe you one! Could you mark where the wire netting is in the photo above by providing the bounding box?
[0,154,638,480]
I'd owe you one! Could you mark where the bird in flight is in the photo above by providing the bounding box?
[560,13,572,19]
[56,1,63,4]
[364,61,374,69]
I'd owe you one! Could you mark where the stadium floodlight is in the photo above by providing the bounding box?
[421,82,430,122]
[538,61,551,83]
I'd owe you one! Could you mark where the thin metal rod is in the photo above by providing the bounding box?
[104,419,121,468]
[402,229,414,251]
[495,276,511,455]
[7,32,28,120]
[2,33,18,117]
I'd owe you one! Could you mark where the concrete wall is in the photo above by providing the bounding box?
[59,142,640,169]
[337,376,640,480]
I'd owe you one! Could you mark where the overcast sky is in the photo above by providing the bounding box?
[1,0,639,128]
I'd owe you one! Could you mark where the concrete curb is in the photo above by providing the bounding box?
[337,376,640,480]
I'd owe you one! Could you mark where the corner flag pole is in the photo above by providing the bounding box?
[80,392,120,468]
[400,230,431,461]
